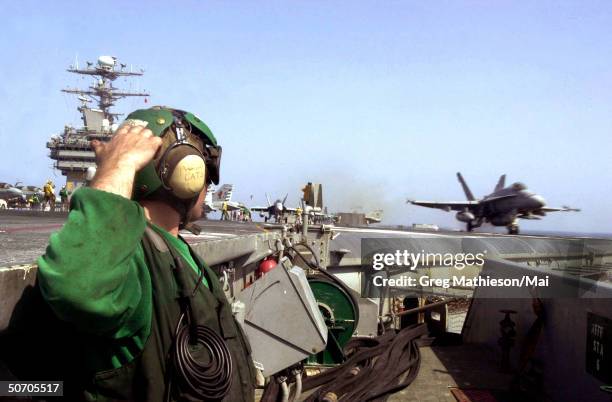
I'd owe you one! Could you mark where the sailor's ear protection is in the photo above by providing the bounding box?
[128,107,221,201]
[156,114,208,200]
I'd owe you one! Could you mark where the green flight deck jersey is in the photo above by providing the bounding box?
[37,187,256,401]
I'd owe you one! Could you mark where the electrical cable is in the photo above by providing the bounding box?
[292,371,303,402]
[280,380,289,402]
[267,243,426,401]
[302,324,427,402]
[148,227,234,402]
[172,312,233,401]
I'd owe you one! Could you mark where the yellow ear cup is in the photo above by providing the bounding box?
[167,154,207,199]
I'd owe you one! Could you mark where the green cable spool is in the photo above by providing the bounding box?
[307,276,359,365]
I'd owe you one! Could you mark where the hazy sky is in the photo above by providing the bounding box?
[1,1,611,233]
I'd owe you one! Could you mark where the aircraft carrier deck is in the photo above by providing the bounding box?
[3,211,612,401]
[0,211,272,268]
[3,210,608,269]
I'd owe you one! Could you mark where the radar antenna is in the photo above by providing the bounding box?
[62,55,149,124]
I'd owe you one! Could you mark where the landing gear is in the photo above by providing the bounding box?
[466,218,483,232]
[507,224,519,235]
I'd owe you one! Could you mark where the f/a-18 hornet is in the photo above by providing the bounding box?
[203,184,248,213]
[0,183,26,209]
[251,193,294,222]
[251,192,331,223]
[408,172,579,234]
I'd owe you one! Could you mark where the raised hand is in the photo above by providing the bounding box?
[90,123,162,199]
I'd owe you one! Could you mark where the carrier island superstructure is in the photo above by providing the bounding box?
[46,56,149,191]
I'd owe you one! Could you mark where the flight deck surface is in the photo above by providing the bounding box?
[2,210,611,268]
[0,212,269,267]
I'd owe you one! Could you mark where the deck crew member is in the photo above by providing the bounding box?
[37,106,256,401]
[59,186,70,211]
[221,200,230,220]
[43,179,55,210]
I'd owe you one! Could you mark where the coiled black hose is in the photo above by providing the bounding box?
[145,227,235,402]
[172,312,233,401]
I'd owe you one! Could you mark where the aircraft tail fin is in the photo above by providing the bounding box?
[212,184,233,202]
[302,183,323,209]
[456,172,475,201]
[265,193,272,207]
[494,175,506,192]
[205,186,214,205]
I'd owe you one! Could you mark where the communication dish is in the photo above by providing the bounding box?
[97,56,115,68]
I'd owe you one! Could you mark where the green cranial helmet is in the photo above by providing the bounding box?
[123,106,222,200]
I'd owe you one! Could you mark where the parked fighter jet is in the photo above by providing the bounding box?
[0,183,24,199]
[0,182,26,208]
[204,184,246,213]
[16,185,44,201]
[14,185,45,208]
[251,184,338,224]
[408,173,579,234]
[251,194,295,223]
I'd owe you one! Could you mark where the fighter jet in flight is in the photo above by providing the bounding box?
[408,173,579,234]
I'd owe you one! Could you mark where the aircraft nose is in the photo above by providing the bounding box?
[531,195,546,208]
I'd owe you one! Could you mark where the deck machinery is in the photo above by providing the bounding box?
[2,214,612,400]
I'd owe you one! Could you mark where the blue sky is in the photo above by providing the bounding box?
[1,1,611,232]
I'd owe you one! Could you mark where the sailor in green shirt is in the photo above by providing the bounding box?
[37,107,255,401]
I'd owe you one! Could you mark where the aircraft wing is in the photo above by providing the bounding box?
[409,200,480,212]
[481,194,517,203]
[517,214,542,220]
[250,206,269,213]
[540,206,581,213]
[225,201,244,211]
[518,206,580,219]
